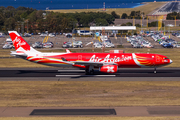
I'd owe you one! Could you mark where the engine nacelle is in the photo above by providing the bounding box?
[99,65,118,73]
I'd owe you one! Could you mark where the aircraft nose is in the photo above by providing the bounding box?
[170,59,173,64]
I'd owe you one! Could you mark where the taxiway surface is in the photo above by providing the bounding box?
[1,106,180,117]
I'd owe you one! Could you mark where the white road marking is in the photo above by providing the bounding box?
[56,75,116,77]
[58,70,85,72]
[120,73,150,74]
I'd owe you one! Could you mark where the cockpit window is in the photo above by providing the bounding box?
[163,57,169,59]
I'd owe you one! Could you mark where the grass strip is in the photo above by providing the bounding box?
[1,81,180,107]
[48,2,166,16]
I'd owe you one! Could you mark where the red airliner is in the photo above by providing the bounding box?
[9,31,172,74]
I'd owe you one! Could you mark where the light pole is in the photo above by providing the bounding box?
[147,16,148,27]
[141,16,142,28]
[169,26,170,38]
[164,21,165,35]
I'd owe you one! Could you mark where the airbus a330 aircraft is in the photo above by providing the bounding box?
[9,31,172,74]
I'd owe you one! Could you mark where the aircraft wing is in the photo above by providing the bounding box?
[72,61,117,67]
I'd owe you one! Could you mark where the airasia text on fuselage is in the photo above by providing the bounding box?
[89,54,132,63]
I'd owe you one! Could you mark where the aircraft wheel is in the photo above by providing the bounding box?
[85,69,89,75]
[85,69,94,75]
[89,69,94,75]
[154,67,157,74]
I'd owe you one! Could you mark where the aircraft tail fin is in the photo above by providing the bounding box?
[8,31,40,54]
[66,49,71,53]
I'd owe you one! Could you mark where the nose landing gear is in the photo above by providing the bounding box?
[154,67,156,74]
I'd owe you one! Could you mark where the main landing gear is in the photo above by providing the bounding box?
[85,66,94,75]
[154,66,157,74]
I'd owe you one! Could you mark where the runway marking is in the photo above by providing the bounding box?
[56,75,116,77]
[58,70,85,72]
[120,73,150,74]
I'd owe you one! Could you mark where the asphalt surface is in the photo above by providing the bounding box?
[0,68,180,77]
[158,2,180,12]
[1,106,180,117]
[0,68,180,81]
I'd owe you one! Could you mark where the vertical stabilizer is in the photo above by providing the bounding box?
[8,31,40,54]
[66,49,71,53]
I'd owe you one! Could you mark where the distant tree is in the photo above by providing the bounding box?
[148,21,158,27]
[21,12,28,19]
[135,11,141,19]
[162,23,164,27]
[0,6,5,11]
[166,12,180,20]
[5,6,15,11]
[79,14,93,27]
[37,19,44,32]
[0,13,5,31]
[0,13,5,26]
[121,23,126,26]
[48,18,58,32]
[73,12,82,26]
[126,22,132,26]
[4,17,16,30]
[0,6,116,33]
[36,10,44,20]
[28,11,37,23]
[4,11,14,18]
[111,11,120,19]
[130,11,136,18]
[16,6,28,11]
[121,13,128,19]
[14,11,22,21]
[135,24,141,27]
[61,17,70,32]
[95,18,108,26]
[129,11,143,19]
[104,14,115,25]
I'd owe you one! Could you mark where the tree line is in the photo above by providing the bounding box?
[166,12,180,20]
[121,11,145,19]
[0,6,117,33]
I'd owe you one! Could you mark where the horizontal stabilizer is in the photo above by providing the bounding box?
[10,51,27,57]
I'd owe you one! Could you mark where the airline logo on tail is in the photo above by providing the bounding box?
[9,31,30,51]
[66,49,71,53]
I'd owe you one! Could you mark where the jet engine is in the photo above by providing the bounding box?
[99,65,118,73]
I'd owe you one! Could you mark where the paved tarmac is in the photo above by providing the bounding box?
[1,106,180,117]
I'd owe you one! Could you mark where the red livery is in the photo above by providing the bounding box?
[9,31,172,74]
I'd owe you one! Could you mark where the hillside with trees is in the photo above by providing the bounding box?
[0,6,116,33]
